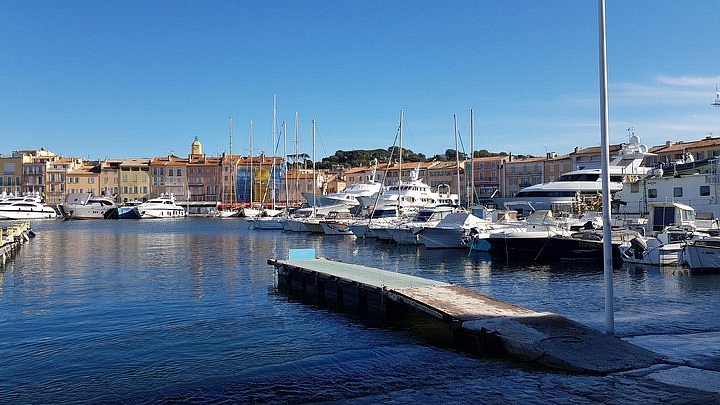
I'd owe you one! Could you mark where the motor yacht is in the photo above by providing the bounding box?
[493,135,655,215]
[135,194,186,219]
[0,194,57,220]
[58,193,117,219]
[356,166,458,214]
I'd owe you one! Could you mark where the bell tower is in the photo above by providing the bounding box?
[190,136,203,158]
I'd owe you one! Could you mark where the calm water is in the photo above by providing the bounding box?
[1,218,719,403]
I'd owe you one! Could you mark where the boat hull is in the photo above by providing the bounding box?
[138,208,186,219]
[0,209,57,220]
[321,222,354,235]
[680,245,720,271]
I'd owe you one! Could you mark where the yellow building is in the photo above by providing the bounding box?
[100,160,123,200]
[119,158,151,203]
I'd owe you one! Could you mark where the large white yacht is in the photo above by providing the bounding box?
[135,194,187,219]
[303,163,383,207]
[0,193,57,220]
[58,193,117,219]
[357,166,459,213]
[493,135,655,214]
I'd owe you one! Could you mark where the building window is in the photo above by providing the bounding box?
[648,189,657,198]
[630,183,640,193]
[169,169,174,176]
[700,185,710,197]
[673,187,683,198]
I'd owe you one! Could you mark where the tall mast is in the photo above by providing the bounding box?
[398,110,403,217]
[229,115,233,208]
[454,114,461,203]
[312,119,317,213]
[283,120,289,209]
[249,120,254,208]
[295,112,299,207]
[399,110,403,184]
[470,109,475,209]
[272,94,277,209]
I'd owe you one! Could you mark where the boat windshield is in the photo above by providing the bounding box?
[555,173,600,182]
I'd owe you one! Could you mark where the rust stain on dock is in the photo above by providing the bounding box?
[269,257,663,374]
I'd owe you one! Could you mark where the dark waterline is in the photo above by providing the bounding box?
[1,218,718,403]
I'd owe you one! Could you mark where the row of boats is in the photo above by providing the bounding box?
[0,192,186,220]
[248,199,720,272]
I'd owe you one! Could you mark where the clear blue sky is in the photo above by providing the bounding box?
[1,0,718,161]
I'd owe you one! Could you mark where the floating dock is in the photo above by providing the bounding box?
[268,252,662,374]
[0,222,34,267]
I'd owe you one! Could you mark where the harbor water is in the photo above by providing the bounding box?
[1,218,719,403]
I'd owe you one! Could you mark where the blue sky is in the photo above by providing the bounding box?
[1,0,718,161]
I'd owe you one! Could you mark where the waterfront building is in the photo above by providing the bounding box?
[466,156,506,204]
[236,154,283,206]
[17,149,57,197]
[0,154,26,197]
[100,160,123,200]
[66,163,101,196]
[46,157,84,205]
[543,153,573,183]
[648,136,720,166]
[150,155,189,201]
[500,156,545,198]
[280,170,328,206]
[118,158,151,203]
[187,138,222,202]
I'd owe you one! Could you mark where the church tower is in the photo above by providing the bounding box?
[190,136,203,159]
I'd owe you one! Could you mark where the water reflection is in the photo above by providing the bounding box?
[0,218,718,403]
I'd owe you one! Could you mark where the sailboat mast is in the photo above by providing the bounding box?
[272,94,277,209]
[470,109,475,209]
[312,119,317,212]
[399,110,403,183]
[454,114,461,204]
[295,112,299,207]
[283,120,289,209]
[249,120,254,208]
[229,115,233,209]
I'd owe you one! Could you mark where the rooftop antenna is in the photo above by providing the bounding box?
[712,84,720,108]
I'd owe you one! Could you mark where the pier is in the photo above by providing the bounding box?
[0,222,34,267]
[268,251,661,374]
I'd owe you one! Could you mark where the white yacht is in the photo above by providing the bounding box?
[58,193,117,219]
[0,194,57,220]
[357,166,459,213]
[389,206,456,245]
[494,135,655,215]
[135,194,187,219]
[303,162,383,208]
[416,212,488,249]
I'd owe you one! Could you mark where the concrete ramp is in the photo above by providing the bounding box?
[269,258,662,373]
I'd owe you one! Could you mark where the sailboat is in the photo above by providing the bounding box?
[250,120,290,230]
[240,120,262,218]
[217,116,239,217]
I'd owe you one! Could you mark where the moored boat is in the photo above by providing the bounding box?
[58,193,117,220]
[0,194,57,220]
[135,194,187,219]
